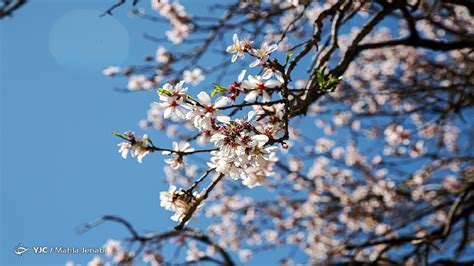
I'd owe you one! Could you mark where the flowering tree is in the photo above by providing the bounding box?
[79,0,474,265]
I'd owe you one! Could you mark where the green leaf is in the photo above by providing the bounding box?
[157,88,172,96]
[284,53,294,65]
[112,132,130,141]
[314,68,343,93]
[211,84,227,97]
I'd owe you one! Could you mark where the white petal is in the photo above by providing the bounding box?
[265,79,281,88]
[163,107,172,119]
[197,91,211,105]
[172,141,179,151]
[262,69,273,80]
[214,97,228,108]
[181,142,190,151]
[247,75,259,85]
[275,71,285,83]
[249,59,260,68]
[232,33,238,43]
[217,115,231,124]
[175,108,185,119]
[169,185,177,193]
[162,83,172,91]
[262,91,271,102]
[176,80,185,90]
[159,95,170,102]
[267,44,278,53]
[241,80,252,90]
[238,70,246,82]
[245,91,258,102]
[210,133,225,143]
[253,134,269,145]
[194,68,202,75]
[247,111,256,121]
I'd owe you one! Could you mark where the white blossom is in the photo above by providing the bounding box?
[158,81,189,120]
[162,141,195,169]
[242,75,281,102]
[128,75,154,91]
[102,66,120,77]
[226,33,246,62]
[262,66,284,83]
[249,42,278,67]
[160,185,201,222]
[155,46,169,63]
[87,256,106,266]
[187,91,228,130]
[183,68,205,86]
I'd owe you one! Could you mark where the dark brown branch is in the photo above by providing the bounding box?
[175,173,225,230]
[0,0,26,19]
[101,0,140,17]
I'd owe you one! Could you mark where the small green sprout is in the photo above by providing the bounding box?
[157,87,172,96]
[211,84,227,97]
[316,68,343,92]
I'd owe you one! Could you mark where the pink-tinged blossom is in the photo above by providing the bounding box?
[242,75,281,102]
[117,132,151,163]
[443,175,461,193]
[187,92,228,130]
[262,65,284,83]
[128,75,154,91]
[238,249,252,262]
[118,142,133,159]
[226,70,246,101]
[186,242,205,262]
[409,140,425,158]
[162,141,195,169]
[384,124,411,146]
[314,137,335,153]
[155,46,170,63]
[226,33,247,62]
[152,0,192,44]
[158,81,189,120]
[143,250,162,266]
[87,256,106,266]
[102,66,121,77]
[103,239,126,262]
[183,68,205,86]
[206,110,279,188]
[249,42,278,67]
[160,185,202,222]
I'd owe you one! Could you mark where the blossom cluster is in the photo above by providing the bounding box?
[153,78,282,188]
[112,35,286,221]
[151,0,193,44]
[226,33,283,82]
[160,185,202,222]
[117,132,151,163]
